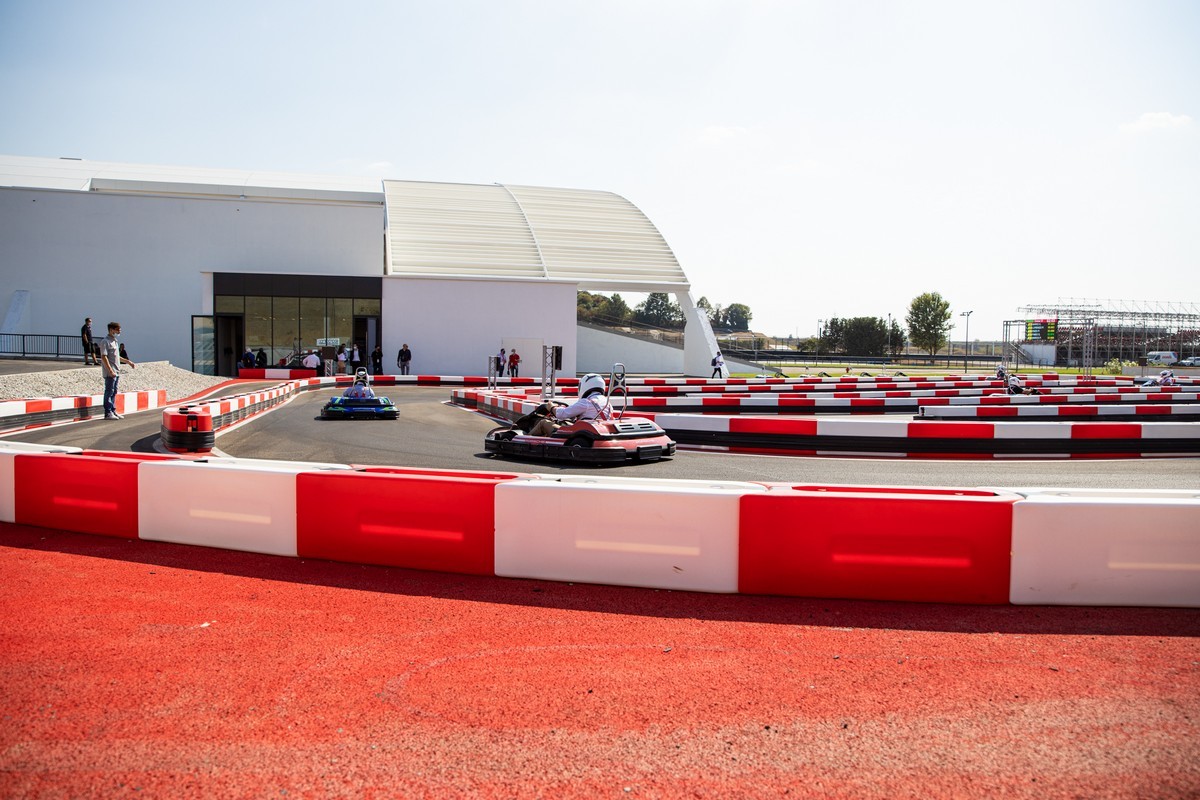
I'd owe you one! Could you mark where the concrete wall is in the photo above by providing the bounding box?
[579,324,761,376]
[381,278,578,377]
[0,186,384,368]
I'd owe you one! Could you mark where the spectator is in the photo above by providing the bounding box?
[336,344,348,375]
[397,343,412,375]
[496,348,506,377]
[255,347,268,368]
[81,317,97,365]
[99,321,135,420]
[241,347,255,369]
[302,350,320,371]
[371,345,383,375]
[711,351,725,378]
[508,349,521,378]
[350,343,362,373]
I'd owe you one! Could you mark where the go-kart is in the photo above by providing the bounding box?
[484,365,675,464]
[320,394,398,420]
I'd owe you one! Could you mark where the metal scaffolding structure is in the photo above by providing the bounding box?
[1017,298,1200,370]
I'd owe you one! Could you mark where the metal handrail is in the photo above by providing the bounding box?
[0,333,88,360]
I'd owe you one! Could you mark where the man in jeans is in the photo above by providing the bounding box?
[99,322,135,419]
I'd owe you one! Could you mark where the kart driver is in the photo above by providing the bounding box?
[343,368,375,399]
[528,373,612,436]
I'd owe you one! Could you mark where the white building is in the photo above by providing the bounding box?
[1,155,727,377]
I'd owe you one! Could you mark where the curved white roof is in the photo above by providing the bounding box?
[384,180,688,291]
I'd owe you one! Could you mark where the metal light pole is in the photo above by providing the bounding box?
[886,312,892,364]
[960,310,973,372]
[816,319,823,366]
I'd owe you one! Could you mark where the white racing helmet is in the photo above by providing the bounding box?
[578,373,606,398]
[1160,369,1173,379]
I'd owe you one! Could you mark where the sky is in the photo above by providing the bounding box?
[1,0,1197,343]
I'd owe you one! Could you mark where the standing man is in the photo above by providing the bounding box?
[397,343,412,375]
[496,347,506,377]
[99,321,135,419]
[81,317,97,365]
[507,348,521,378]
[370,345,383,375]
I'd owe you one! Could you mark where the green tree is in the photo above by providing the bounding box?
[906,292,952,357]
[605,293,632,324]
[724,303,753,331]
[634,292,685,329]
[843,317,889,356]
[696,296,715,325]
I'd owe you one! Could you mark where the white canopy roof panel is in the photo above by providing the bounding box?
[385,180,689,291]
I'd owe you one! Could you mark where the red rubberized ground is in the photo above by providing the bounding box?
[2,523,1198,798]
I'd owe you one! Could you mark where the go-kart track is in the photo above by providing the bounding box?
[2,367,1198,799]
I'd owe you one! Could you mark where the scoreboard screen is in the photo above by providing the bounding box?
[1024,319,1057,341]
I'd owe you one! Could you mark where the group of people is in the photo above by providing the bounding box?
[81,317,135,420]
[494,347,521,377]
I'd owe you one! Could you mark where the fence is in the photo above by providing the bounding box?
[0,334,87,360]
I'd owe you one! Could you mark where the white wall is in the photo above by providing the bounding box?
[579,325,761,376]
[0,187,384,368]
[381,277,578,377]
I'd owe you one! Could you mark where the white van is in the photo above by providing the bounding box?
[1146,351,1178,365]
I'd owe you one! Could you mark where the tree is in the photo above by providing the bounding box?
[605,293,632,324]
[843,317,889,356]
[724,303,753,332]
[634,292,685,329]
[906,292,952,357]
[696,296,715,325]
[577,291,633,324]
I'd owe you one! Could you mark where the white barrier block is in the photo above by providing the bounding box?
[0,442,83,523]
[495,476,764,593]
[1010,489,1200,607]
[652,414,732,433]
[138,459,324,556]
[1141,423,1200,439]
[994,422,1072,439]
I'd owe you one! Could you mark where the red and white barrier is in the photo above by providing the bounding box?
[10,450,166,539]
[739,484,1019,603]
[138,457,349,556]
[0,441,83,523]
[1006,488,1200,607]
[495,475,764,593]
[0,442,1196,606]
[297,466,524,575]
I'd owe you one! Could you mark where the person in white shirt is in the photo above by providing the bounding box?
[529,373,612,436]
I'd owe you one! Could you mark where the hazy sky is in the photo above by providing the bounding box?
[2,0,1196,341]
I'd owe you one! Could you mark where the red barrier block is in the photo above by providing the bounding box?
[1071,423,1141,439]
[730,417,819,435]
[908,422,995,439]
[14,452,144,538]
[297,470,519,574]
[739,485,1017,603]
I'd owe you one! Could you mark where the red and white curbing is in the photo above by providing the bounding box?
[1,440,1196,607]
[451,389,1200,458]
[0,389,168,433]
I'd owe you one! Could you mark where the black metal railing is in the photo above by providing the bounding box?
[0,334,87,360]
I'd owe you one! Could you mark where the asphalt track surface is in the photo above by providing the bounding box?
[3,378,1200,798]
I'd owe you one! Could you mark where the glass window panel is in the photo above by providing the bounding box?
[215,295,244,314]
[273,297,299,357]
[329,298,353,346]
[353,298,381,316]
[192,316,215,375]
[300,297,327,350]
[244,296,272,360]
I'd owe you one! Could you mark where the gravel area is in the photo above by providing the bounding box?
[0,361,229,402]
